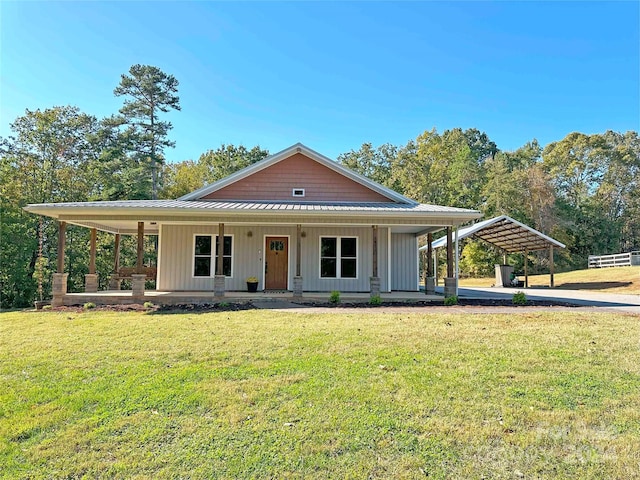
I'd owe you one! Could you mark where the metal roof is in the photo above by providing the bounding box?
[25,199,480,215]
[419,215,565,253]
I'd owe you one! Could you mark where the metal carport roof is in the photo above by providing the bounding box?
[419,215,565,253]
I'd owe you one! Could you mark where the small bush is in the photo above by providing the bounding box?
[369,294,382,306]
[42,305,52,311]
[143,301,155,310]
[329,291,341,304]
[83,302,96,310]
[218,302,230,308]
[444,296,458,306]
[512,291,527,305]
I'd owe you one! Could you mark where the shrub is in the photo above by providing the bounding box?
[218,302,230,308]
[83,302,96,310]
[512,291,527,305]
[42,305,52,311]
[444,295,458,306]
[143,301,155,310]
[329,291,341,304]
[369,294,382,306]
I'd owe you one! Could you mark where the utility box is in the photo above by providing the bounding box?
[495,264,514,287]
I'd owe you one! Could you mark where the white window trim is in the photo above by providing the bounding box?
[319,236,358,279]
[192,233,234,278]
[292,188,305,197]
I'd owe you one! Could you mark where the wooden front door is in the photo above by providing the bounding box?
[265,237,288,290]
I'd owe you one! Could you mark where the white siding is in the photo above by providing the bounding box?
[158,224,391,292]
[391,233,419,291]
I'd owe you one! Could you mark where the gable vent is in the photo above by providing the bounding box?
[292,188,305,197]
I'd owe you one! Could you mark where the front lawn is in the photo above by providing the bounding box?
[1,309,639,479]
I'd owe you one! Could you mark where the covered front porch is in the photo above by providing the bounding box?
[24,199,482,307]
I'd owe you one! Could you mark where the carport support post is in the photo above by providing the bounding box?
[524,248,529,288]
[455,226,459,297]
[132,222,146,297]
[293,224,303,298]
[549,245,555,288]
[425,233,435,295]
[52,221,68,307]
[370,225,380,297]
[85,227,98,293]
[444,227,457,297]
[214,223,225,297]
[109,233,122,290]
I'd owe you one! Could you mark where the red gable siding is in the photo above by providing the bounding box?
[201,153,393,202]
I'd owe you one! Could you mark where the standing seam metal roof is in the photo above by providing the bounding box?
[420,215,565,252]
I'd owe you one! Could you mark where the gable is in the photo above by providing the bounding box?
[200,152,394,202]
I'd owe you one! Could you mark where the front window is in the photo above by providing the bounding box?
[194,235,233,277]
[320,236,357,278]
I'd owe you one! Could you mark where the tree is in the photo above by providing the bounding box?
[337,143,396,186]
[114,64,180,199]
[0,106,100,307]
[198,144,269,184]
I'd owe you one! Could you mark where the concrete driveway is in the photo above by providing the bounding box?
[438,286,640,314]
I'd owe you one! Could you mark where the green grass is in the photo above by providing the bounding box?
[459,266,640,294]
[2,309,640,479]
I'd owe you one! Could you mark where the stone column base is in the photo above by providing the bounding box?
[109,277,122,291]
[52,273,68,307]
[425,277,436,295]
[444,277,457,298]
[214,275,226,298]
[131,273,146,298]
[370,276,381,297]
[85,273,98,293]
[293,276,303,298]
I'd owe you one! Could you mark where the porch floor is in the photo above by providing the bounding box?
[60,290,443,306]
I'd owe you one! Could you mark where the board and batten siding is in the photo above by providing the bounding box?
[391,233,419,291]
[158,224,391,292]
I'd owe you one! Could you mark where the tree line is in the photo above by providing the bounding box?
[1,65,638,308]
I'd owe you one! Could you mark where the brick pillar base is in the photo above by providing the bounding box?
[214,275,226,298]
[131,274,146,298]
[444,277,457,297]
[425,277,436,295]
[293,276,303,298]
[370,276,381,297]
[52,273,68,307]
[109,277,122,291]
[85,274,98,293]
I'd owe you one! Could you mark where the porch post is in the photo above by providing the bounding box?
[132,222,146,298]
[425,232,435,295]
[444,226,456,297]
[524,248,529,288]
[293,224,303,298]
[136,222,144,274]
[52,221,68,307]
[109,233,122,290]
[370,225,380,297]
[85,227,98,293]
[214,223,225,297]
[549,245,555,288]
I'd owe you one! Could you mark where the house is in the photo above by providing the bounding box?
[24,143,482,306]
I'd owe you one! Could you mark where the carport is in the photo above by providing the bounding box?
[420,215,566,288]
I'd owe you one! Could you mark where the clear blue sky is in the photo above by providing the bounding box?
[1,1,638,162]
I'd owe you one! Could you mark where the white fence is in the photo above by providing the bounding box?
[588,251,640,268]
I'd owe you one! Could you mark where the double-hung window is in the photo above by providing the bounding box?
[320,236,357,278]
[194,235,233,277]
